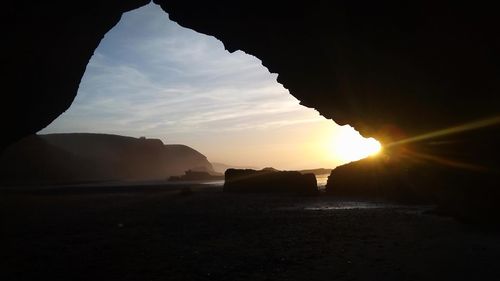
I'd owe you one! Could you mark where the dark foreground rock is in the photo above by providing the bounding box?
[224,168,317,194]
[325,157,418,200]
[326,154,500,225]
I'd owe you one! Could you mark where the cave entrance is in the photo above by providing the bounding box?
[40,3,378,175]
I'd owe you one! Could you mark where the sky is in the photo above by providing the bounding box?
[40,3,379,170]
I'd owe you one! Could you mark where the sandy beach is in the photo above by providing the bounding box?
[1,183,500,281]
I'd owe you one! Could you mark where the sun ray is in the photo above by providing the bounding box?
[385,115,500,148]
[400,149,488,172]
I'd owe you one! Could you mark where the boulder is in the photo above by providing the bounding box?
[224,168,317,194]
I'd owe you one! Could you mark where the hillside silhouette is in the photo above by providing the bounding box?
[0,133,214,185]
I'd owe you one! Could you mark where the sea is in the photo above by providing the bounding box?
[202,173,330,189]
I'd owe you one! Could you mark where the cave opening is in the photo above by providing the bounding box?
[39,3,380,175]
[3,2,500,280]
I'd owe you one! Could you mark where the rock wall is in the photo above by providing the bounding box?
[1,0,150,150]
[157,1,499,139]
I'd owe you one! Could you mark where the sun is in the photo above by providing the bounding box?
[330,126,382,163]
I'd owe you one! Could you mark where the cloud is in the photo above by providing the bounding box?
[40,3,341,169]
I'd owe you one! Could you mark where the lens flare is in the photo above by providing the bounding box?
[385,116,500,148]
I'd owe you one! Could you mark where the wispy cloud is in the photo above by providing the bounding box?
[41,3,345,169]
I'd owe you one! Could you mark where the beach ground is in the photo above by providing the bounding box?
[1,183,499,281]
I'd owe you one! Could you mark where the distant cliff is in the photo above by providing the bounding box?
[0,133,215,185]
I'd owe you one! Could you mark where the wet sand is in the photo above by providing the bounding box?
[1,184,499,281]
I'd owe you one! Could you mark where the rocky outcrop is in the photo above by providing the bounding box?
[224,168,317,194]
[0,133,215,184]
[325,156,422,201]
[325,153,500,223]
[0,135,102,185]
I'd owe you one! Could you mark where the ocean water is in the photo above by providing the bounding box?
[303,201,434,213]
[202,174,330,188]
[315,174,330,189]
[201,180,225,186]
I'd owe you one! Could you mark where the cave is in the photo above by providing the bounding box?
[2,1,500,279]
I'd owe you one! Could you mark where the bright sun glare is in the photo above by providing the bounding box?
[330,126,382,163]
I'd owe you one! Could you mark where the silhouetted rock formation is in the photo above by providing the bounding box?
[169,170,223,182]
[0,135,103,185]
[325,157,422,202]
[224,168,317,194]
[325,153,500,224]
[0,133,215,185]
